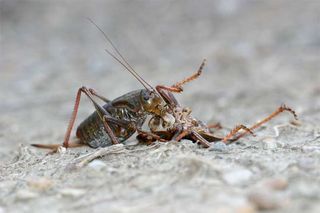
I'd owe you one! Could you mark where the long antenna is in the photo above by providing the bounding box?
[87,18,154,91]
[104,49,149,90]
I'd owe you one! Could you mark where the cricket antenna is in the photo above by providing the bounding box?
[86,18,154,91]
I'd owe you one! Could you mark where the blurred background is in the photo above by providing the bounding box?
[1,0,320,156]
[1,1,320,212]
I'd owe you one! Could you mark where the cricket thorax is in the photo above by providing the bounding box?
[172,106,209,132]
[148,105,209,133]
[108,106,146,126]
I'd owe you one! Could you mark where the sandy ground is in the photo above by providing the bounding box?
[1,0,320,212]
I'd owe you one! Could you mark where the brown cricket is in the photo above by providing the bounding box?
[32,20,298,152]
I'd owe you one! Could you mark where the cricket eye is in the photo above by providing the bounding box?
[144,91,155,101]
[143,94,150,101]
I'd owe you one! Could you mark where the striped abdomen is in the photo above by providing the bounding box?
[76,104,146,148]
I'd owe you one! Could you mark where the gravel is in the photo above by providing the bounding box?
[1,0,320,212]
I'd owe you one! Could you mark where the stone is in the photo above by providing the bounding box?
[28,177,53,191]
[209,142,228,152]
[263,177,288,190]
[262,137,277,149]
[248,190,289,210]
[297,158,315,171]
[302,145,320,153]
[88,159,107,171]
[59,188,86,197]
[222,168,253,185]
[15,190,39,201]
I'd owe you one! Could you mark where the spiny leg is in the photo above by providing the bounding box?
[158,126,212,148]
[136,129,168,144]
[173,59,206,91]
[61,87,83,148]
[155,59,206,107]
[88,88,110,103]
[195,131,223,142]
[232,104,298,142]
[174,129,190,141]
[192,130,211,148]
[156,59,206,94]
[207,122,222,131]
[62,86,120,148]
[31,138,85,153]
[222,125,255,143]
[31,86,87,152]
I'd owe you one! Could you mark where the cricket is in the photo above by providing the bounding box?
[31,20,298,153]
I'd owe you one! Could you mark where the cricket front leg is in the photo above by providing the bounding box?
[156,59,206,93]
[136,129,171,145]
[156,59,206,106]
[207,122,223,132]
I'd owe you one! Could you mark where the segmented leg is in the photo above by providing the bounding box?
[222,125,255,143]
[88,88,110,103]
[173,59,206,91]
[136,129,168,144]
[62,86,120,148]
[137,130,175,144]
[232,104,298,142]
[174,130,190,141]
[155,59,206,107]
[156,59,206,94]
[191,130,211,148]
[31,138,85,152]
[196,131,223,142]
[207,122,222,130]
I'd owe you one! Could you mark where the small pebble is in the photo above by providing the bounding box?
[302,145,320,153]
[88,159,107,171]
[290,119,302,126]
[15,190,39,201]
[262,137,277,149]
[223,168,253,185]
[248,190,288,210]
[263,177,288,190]
[276,141,285,148]
[28,177,53,191]
[209,142,228,152]
[236,204,256,213]
[59,188,86,197]
[298,158,315,171]
[57,146,67,154]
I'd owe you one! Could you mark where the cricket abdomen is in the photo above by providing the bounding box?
[76,111,114,148]
[76,103,146,148]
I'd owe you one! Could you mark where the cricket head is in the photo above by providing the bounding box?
[140,89,175,127]
[140,89,163,115]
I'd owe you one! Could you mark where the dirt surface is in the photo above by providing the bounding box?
[1,0,320,212]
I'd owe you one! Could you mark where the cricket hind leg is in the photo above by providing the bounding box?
[222,125,256,143]
[31,138,85,153]
[225,104,298,143]
[61,86,120,148]
[32,86,121,153]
